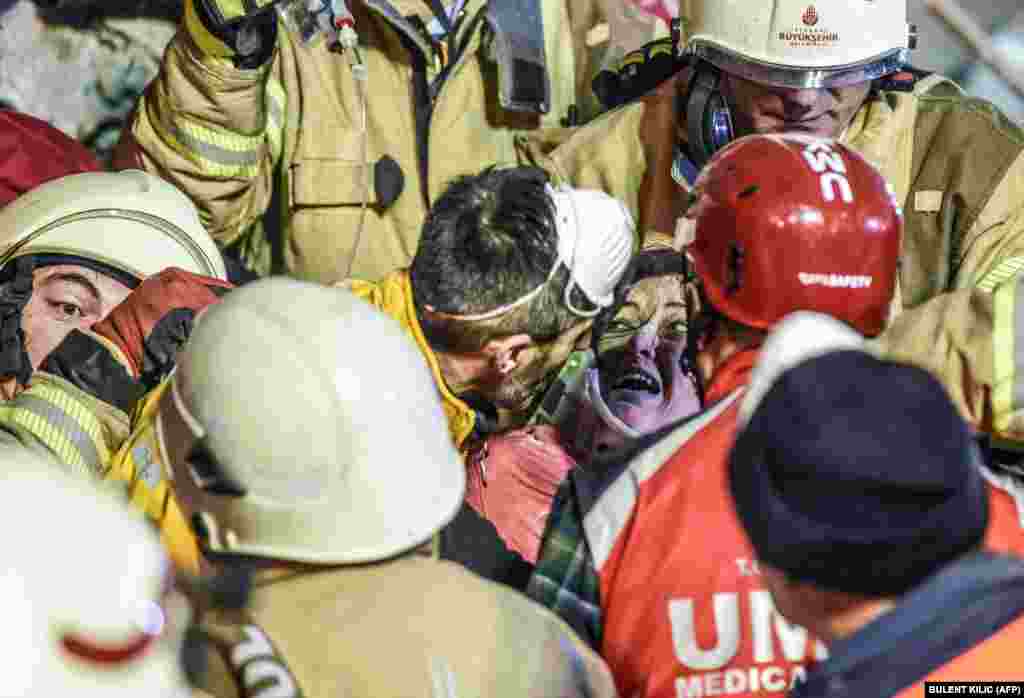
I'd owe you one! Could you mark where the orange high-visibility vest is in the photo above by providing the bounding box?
[593,351,828,698]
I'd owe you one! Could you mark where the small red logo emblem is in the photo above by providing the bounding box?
[802,5,819,26]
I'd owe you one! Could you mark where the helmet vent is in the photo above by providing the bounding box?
[738,185,760,199]
[726,243,745,295]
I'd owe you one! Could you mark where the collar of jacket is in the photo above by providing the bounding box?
[365,0,485,56]
[704,347,759,405]
[368,270,477,451]
[792,552,1024,698]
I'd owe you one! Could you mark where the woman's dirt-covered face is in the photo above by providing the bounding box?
[595,274,701,448]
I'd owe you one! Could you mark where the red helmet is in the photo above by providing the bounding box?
[688,134,902,337]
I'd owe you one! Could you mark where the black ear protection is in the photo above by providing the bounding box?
[682,60,735,170]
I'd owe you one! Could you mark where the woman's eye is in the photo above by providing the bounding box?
[664,320,688,339]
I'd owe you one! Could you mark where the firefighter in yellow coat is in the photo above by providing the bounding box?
[121,0,610,283]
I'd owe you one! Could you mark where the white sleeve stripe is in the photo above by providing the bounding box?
[584,388,745,570]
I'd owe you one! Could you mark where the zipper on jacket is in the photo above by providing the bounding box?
[388,5,483,207]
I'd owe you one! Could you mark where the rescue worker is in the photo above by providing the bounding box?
[345,166,634,453]
[346,165,632,585]
[0,449,195,698]
[0,173,231,574]
[525,134,905,698]
[729,324,1024,696]
[119,0,607,283]
[0,264,232,574]
[526,0,1024,442]
[464,234,701,563]
[153,276,619,698]
[0,170,228,400]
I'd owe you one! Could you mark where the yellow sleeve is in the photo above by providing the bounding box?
[0,373,129,479]
[125,0,287,257]
[107,381,202,576]
[875,152,1024,443]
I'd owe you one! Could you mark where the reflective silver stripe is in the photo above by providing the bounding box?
[265,78,286,164]
[584,388,745,569]
[14,394,103,476]
[1013,278,1024,415]
[171,121,262,176]
[978,257,1024,293]
[687,40,909,89]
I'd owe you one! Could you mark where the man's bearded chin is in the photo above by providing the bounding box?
[494,366,560,425]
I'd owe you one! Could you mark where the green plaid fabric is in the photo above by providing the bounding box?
[526,476,603,650]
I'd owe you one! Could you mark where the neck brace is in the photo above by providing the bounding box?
[585,368,641,441]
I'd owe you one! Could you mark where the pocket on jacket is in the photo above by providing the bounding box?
[288,158,375,283]
[291,158,373,207]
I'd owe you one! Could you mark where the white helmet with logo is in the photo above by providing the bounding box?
[157,277,465,565]
[0,448,191,698]
[675,0,916,168]
[0,170,227,283]
[681,0,915,89]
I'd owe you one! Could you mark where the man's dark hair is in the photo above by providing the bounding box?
[411,166,595,353]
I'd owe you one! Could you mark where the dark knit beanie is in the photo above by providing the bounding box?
[728,350,988,597]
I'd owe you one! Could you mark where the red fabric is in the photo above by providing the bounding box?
[628,0,676,26]
[597,350,831,698]
[92,267,233,378]
[465,425,577,563]
[0,110,101,206]
[983,482,1024,556]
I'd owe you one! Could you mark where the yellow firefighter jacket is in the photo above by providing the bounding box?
[196,551,619,697]
[126,0,594,284]
[521,72,1024,444]
[345,269,477,449]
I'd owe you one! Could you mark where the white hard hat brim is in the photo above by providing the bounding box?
[690,41,910,89]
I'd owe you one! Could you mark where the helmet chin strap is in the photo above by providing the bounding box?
[585,369,641,440]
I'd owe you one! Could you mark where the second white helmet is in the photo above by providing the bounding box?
[0,170,227,283]
[682,0,915,89]
[157,277,465,565]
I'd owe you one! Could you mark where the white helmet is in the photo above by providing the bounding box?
[0,170,227,283]
[157,277,465,565]
[681,0,915,89]
[0,449,191,698]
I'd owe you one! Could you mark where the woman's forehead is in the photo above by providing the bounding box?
[624,274,689,308]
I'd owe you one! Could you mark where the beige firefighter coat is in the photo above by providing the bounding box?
[521,71,1024,444]
[126,0,594,284]
[196,552,618,697]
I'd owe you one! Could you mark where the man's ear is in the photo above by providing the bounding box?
[482,334,533,375]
